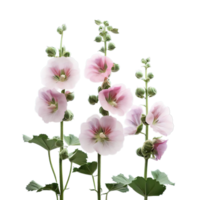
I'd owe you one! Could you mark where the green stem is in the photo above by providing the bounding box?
[59,33,63,57]
[64,162,73,191]
[97,153,101,200]
[48,151,58,183]
[59,121,64,200]
[92,175,96,190]
[106,192,108,200]
[144,67,149,200]
[103,27,107,56]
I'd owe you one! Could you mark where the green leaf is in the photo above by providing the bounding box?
[106,183,129,193]
[73,162,97,175]
[112,174,134,185]
[95,20,102,25]
[23,134,63,151]
[129,177,166,197]
[151,170,175,186]
[37,183,60,194]
[110,28,119,34]
[69,149,87,165]
[99,47,105,53]
[26,181,42,191]
[136,124,143,134]
[64,134,80,146]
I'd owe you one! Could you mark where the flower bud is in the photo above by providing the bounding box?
[65,92,74,101]
[99,26,103,31]
[110,27,120,35]
[146,58,150,63]
[56,140,63,147]
[95,20,102,25]
[102,78,111,89]
[99,107,109,116]
[103,21,109,26]
[141,58,147,64]
[60,148,69,160]
[62,24,67,31]
[136,148,144,157]
[141,114,148,125]
[63,51,70,57]
[46,47,56,57]
[108,43,116,51]
[106,34,111,41]
[98,86,102,93]
[141,140,153,159]
[95,36,102,42]
[63,110,74,121]
[57,27,63,34]
[111,64,120,72]
[107,26,113,31]
[135,71,143,79]
[147,73,154,79]
[146,63,151,68]
[135,88,145,98]
[88,95,98,105]
[148,87,157,97]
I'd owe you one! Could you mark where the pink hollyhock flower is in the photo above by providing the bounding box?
[41,57,80,90]
[85,54,113,82]
[98,85,133,116]
[79,115,124,156]
[124,106,143,135]
[35,87,67,123]
[146,102,174,136]
[153,139,168,160]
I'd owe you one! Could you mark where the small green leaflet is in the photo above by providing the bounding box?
[69,149,87,165]
[112,174,134,185]
[106,183,129,193]
[26,181,42,191]
[73,162,97,175]
[99,47,105,53]
[95,20,102,25]
[64,134,80,146]
[110,28,119,34]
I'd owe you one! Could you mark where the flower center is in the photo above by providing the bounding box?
[99,63,108,73]
[99,132,106,139]
[108,100,117,107]
[60,74,66,82]
[153,118,159,124]
[94,131,108,143]
[48,98,58,113]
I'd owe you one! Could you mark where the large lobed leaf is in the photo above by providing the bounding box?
[69,149,87,165]
[112,174,134,185]
[73,162,97,175]
[64,134,80,146]
[106,183,129,193]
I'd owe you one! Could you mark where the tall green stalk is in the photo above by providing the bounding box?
[97,154,101,200]
[144,67,149,200]
[59,121,64,200]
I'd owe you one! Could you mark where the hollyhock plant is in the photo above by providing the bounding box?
[146,102,174,136]
[153,139,168,161]
[79,115,124,156]
[41,57,80,90]
[85,54,113,82]
[35,87,67,123]
[124,105,143,135]
[98,84,133,116]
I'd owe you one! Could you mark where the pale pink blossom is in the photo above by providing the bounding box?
[35,87,67,123]
[153,139,168,160]
[146,102,174,136]
[98,85,133,116]
[124,106,143,135]
[79,115,124,156]
[85,54,113,82]
[41,57,80,90]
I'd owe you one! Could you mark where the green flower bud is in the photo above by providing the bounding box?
[62,24,67,31]
[66,92,74,102]
[147,73,154,79]
[95,36,102,42]
[135,71,143,79]
[103,21,109,26]
[146,58,150,63]
[56,140,63,147]
[99,30,106,37]
[63,110,74,121]
[110,27,120,35]
[146,63,151,68]
[99,47,105,53]
[111,64,120,72]
[45,46,57,58]
[98,86,102,93]
[60,148,69,160]
[141,58,147,64]
[63,51,70,57]
[99,26,103,31]
[135,88,145,98]
[148,87,157,97]
[99,107,109,116]
[95,20,102,25]
[135,124,143,134]
[108,43,116,51]
[106,34,111,41]
[102,78,111,89]
[88,95,98,105]
[107,26,113,31]
[57,27,63,34]
[141,114,148,125]
[141,140,153,159]
[136,148,144,157]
